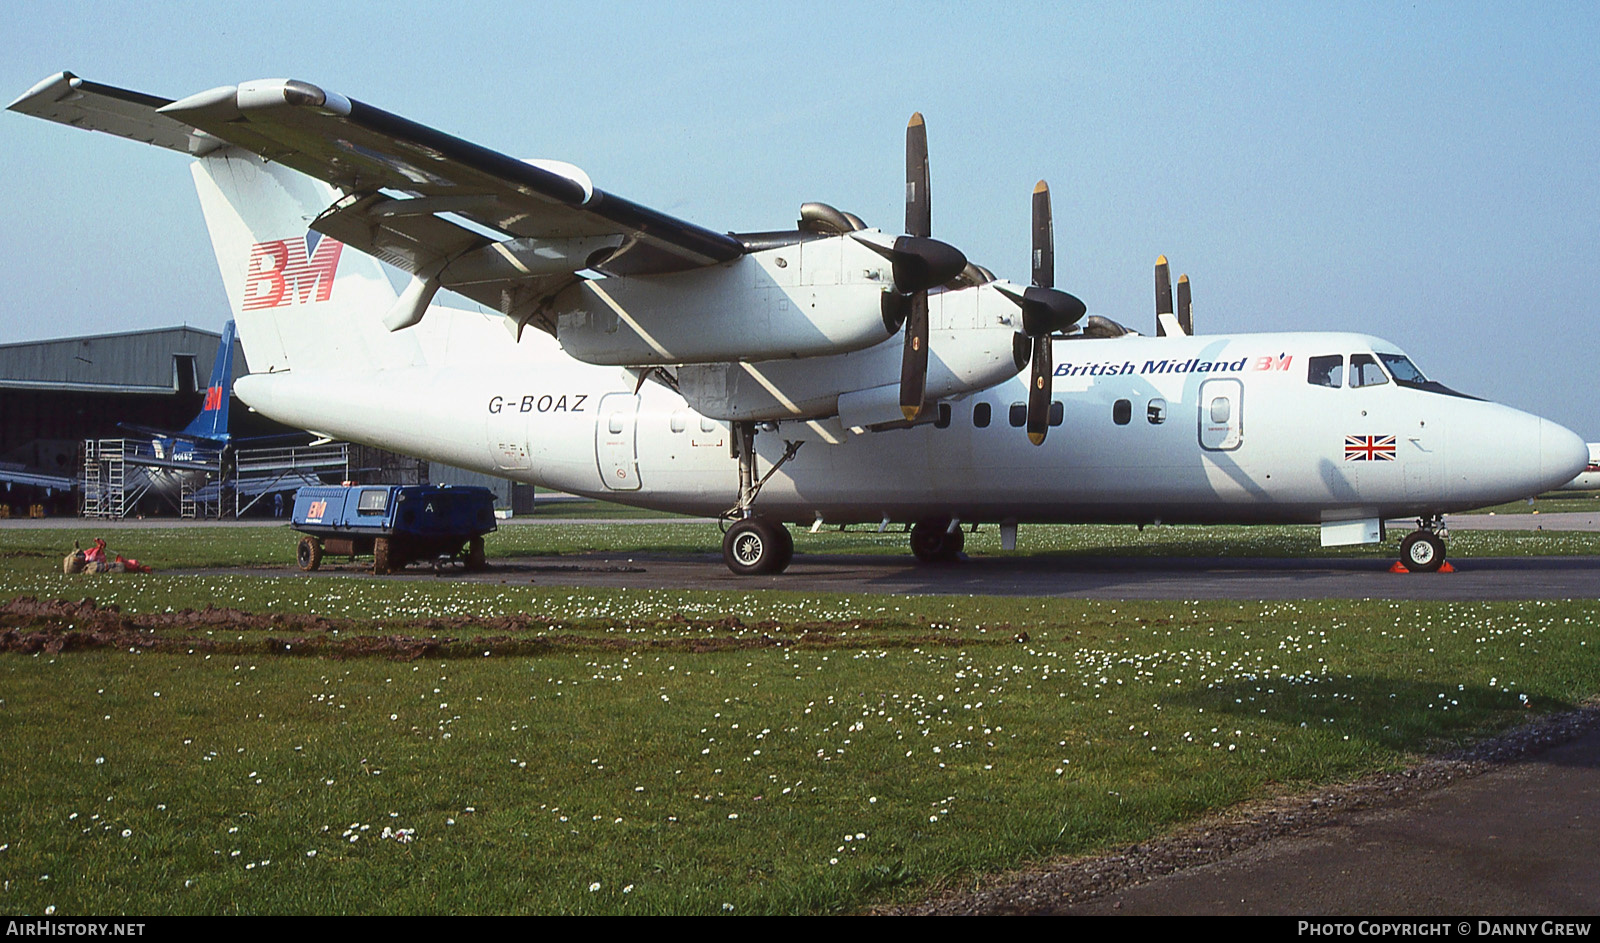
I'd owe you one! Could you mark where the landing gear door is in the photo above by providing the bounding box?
[595,392,642,491]
[1198,378,1244,451]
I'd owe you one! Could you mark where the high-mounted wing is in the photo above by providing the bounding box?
[7,72,216,154]
[10,72,745,329]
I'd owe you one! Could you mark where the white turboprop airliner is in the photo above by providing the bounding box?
[10,73,1588,574]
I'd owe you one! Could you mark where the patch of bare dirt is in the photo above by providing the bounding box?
[0,595,1010,659]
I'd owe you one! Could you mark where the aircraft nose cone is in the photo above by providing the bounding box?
[1540,419,1589,491]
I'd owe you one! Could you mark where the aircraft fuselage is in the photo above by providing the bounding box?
[235,323,1584,530]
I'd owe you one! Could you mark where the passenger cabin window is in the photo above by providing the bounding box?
[357,489,389,515]
[700,417,717,433]
[1009,403,1026,427]
[973,402,991,428]
[670,411,688,433]
[1308,354,1344,388]
[1147,398,1167,424]
[1350,353,1389,388]
[1049,401,1064,426]
[934,403,952,429]
[1113,399,1132,425]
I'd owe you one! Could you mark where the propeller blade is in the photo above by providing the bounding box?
[899,291,929,420]
[897,113,939,419]
[1155,255,1173,337]
[1026,332,1052,445]
[1032,181,1053,289]
[1177,273,1193,335]
[906,113,930,238]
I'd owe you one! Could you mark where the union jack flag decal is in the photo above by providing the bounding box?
[1344,434,1397,461]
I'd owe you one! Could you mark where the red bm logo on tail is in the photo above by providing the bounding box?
[243,234,344,310]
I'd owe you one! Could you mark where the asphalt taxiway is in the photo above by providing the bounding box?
[10,510,1597,600]
[342,551,1600,601]
[1057,715,1600,915]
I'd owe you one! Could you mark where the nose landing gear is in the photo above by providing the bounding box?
[1398,516,1449,573]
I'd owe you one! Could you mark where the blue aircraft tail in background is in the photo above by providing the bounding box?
[178,319,235,445]
[117,321,238,447]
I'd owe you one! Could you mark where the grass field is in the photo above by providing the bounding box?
[2,522,1598,914]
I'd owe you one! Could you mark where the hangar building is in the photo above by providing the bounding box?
[0,325,524,517]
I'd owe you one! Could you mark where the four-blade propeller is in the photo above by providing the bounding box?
[894,113,968,420]
[997,181,1086,444]
[878,114,1181,438]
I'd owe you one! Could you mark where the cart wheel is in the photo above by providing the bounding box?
[296,536,323,572]
[467,537,487,571]
[374,537,393,575]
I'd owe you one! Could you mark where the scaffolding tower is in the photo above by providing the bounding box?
[81,438,223,519]
[233,442,349,517]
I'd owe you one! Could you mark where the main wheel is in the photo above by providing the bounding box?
[1399,530,1445,573]
[910,518,965,563]
[770,523,794,572]
[466,536,487,571]
[722,518,792,575]
[296,536,323,572]
[374,537,394,575]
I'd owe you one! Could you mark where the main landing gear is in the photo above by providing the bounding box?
[910,517,964,563]
[1398,516,1449,573]
[722,516,794,575]
[720,421,803,575]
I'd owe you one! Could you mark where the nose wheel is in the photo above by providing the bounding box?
[1398,519,1448,573]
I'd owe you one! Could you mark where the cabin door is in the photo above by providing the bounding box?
[1197,378,1244,451]
[595,393,642,491]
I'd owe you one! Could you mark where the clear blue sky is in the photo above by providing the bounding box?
[3,1,1596,438]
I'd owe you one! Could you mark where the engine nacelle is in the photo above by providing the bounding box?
[676,282,1025,422]
[554,236,900,365]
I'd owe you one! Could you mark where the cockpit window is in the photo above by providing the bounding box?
[1377,352,1428,385]
[1361,349,1479,399]
[1350,353,1388,388]
[1308,354,1344,388]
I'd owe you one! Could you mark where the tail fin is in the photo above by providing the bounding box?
[191,150,422,372]
[11,73,426,374]
[178,319,236,442]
